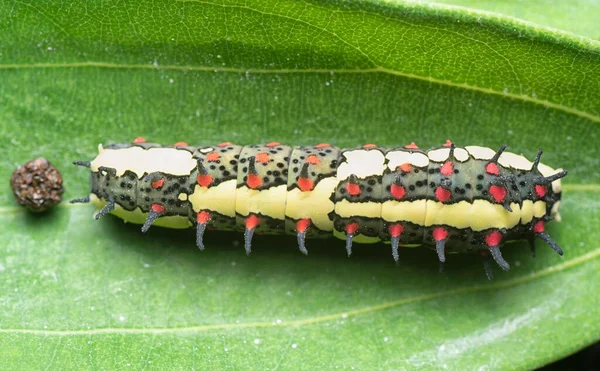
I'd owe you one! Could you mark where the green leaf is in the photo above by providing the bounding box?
[435,0,600,40]
[1,0,599,369]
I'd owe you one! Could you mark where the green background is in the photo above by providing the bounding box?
[1,0,599,369]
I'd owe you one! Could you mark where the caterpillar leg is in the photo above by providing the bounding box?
[244,215,260,254]
[196,211,211,251]
[295,219,311,255]
[141,204,165,232]
[481,251,494,281]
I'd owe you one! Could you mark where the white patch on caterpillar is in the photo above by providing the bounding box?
[188,179,237,217]
[337,149,385,179]
[178,193,188,201]
[91,145,197,177]
[334,199,381,218]
[498,152,532,170]
[427,147,469,162]
[465,146,496,160]
[385,150,429,170]
[235,184,287,220]
[199,147,214,153]
[285,177,337,231]
[467,147,562,180]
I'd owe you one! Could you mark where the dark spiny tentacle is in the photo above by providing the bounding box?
[436,239,446,263]
[95,200,115,219]
[531,149,543,170]
[73,160,91,168]
[141,204,165,232]
[244,214,260,254]
[536,232,564,255]
[489,246,510,271]
[481,251,494,281]
[544,170,568,183]
[490,144,507,163]
[70,195,90,204]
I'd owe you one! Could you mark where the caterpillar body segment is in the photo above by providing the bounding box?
[74,139,567,279]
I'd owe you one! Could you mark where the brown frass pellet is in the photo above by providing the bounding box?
[10,157,64,212]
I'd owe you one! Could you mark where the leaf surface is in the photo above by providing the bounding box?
[1,0,599,369]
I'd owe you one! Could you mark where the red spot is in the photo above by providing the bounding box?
[173,142,188,147]
[255,152,270,164]
[405,142,419,149]
[151,178,165,189]
[133,137,146,143]
[345,222,359,235]
[485,230,503,247]
[398,163,412,173]
[435,186,452,202]
[362,143,377,149]
[533,220,545,233]
[266,142,280,147]
[390,184,406,200]
[443,140,453,147]
[245,214,260,230]
[218,142,232,147]
[486,162,499,176]
[306,155,320,165]
[314,143,331,148]
[298,177,314,192]
[197,174,213,187]
[346,183,361,196]
[296,218,311,233]
[197,211,211,224]
[388,224,404,238]
[535,184,547,198]
[440,161,454,176]
[432,227,448,241]
[489,185,507,203]
[247,174,262,189]
[151,204,165,213]
[206,152,220,162]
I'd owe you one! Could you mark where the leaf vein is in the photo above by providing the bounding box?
[0,61,598,123]
[1,246,598,337]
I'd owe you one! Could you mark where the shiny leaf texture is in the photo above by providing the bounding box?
[1,0,599,369]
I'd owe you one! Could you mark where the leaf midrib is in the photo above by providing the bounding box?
[1,62,599,123]
[0,245,597,336]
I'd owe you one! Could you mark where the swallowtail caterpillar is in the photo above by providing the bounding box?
[72,138,567,279]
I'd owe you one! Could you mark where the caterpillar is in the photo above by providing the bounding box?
[71,138,567,279]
